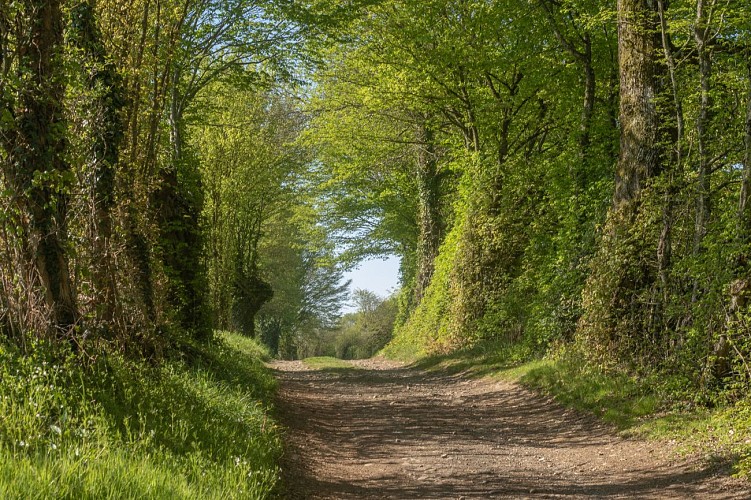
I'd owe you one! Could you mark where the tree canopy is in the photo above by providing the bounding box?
[2,0,751,413]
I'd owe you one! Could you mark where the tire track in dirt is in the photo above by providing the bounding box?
[272,359,750,499]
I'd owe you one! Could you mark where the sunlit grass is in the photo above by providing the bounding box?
[507,358,660,430]
[405,339,751,478]
[302,356,356,370]
[0,331,281,498]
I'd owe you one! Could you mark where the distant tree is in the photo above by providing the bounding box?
[333,290,398,359]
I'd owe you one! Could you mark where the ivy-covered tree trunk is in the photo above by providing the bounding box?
[721,61,751,380]
[614,0,661,207]
[413,120,441,303]
[579,0,663,357]
[157,75,210,340]
[692,0,713,287]
[740,64,751,247]
[156,154,209,339]
[9,0,79,337]
[655,0,682,311]
[70,1,125,325]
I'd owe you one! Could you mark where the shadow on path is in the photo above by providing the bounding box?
[272,360,749,499]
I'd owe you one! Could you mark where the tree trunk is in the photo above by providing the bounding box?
[579,0,664,356]
[579,35,596,170]
[740,63,751,239]
[655,0,682,324]
[719,60,751,381]
[10,0,79,337]
[692,0,713,260]
[70,1,126,325]
[614,0,662,207]
[157,77,209,339]
[413,120,442,303]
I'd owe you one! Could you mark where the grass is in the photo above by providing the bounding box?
[0,331,282,498]
[302,356,356,371]
[513,358,660,430]
[397,340,751,478]
[515,357,751,476]
[412,340,534,377]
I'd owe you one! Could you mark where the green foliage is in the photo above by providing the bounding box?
[283,289,398,361]
[193,82,303,336]
[520,354,661,430]
[413,339,535,377]
[258,211,350,359]
[193,81,350,351]
[304,66,421,266]
[7,0,751,488]
[386,207,465,358]
[331,290,398,359]
[0,332,281,498]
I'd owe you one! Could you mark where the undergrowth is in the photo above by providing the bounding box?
[0,331,281,498]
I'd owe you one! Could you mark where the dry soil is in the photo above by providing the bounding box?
[272,358,751,499]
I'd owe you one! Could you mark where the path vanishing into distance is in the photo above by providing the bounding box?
[272,359,751,499]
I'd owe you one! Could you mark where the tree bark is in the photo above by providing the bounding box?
[579,0,664,356]
[740,63,751,238]
[655,0,681,317]
[10,0,79,336]
[720,59,751,381]
[158,74,209,339]
[614,0,662,207]
[413,119,442,303]
[70,1,126,325]
[692,0,713,258]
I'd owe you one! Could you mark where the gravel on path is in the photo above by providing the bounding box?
[272,358,750,499]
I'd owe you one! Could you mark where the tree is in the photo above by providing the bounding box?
[578,0,666,357]
[192,82,307,336]
[157,0,304,339]
[69,1,126,326]
[332,290,397,359]
[260,205,351,359]
[1,0,79,339]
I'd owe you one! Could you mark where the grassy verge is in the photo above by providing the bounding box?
[516,357,751,476]
[302,356,356,371]
[405,342,751,478]
[0,331,282,498]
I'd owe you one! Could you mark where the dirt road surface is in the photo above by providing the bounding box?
[272,358,750,499]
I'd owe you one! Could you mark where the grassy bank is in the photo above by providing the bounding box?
[0,331,281,499]
[406,342,751,478]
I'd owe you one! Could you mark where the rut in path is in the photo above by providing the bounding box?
[272,359,750,499]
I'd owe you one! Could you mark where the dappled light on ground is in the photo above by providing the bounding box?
[273,360,749,499]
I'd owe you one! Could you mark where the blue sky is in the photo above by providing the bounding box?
[341,255,401,311]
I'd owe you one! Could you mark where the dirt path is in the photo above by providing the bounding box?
[272,359,750,499]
